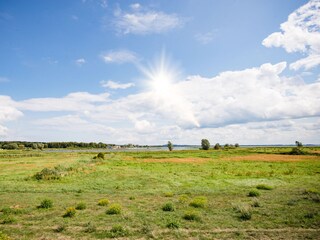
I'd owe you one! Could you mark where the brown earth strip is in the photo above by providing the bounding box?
[224,154,320,162]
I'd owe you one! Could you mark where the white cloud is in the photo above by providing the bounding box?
[100,80,135,89]
[100,0,107,8]
[113,5,183,35]
[75,58,86,66]
[101,50,138,64]
[195,32,214,44]
[262,0,320,70]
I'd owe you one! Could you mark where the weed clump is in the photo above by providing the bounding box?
[166,220,180,229]
[38,199,53,209]
[189,196,208,208]
[108,225,129,238]
[234,204,252,220]
[84,222,96,233]
[1,207,24,215]
[106,204,122,215]
[251,198,261,208]
[183,211,201,221]
[33,168,62,180]
[256,184,273,190]
[54,225,66,233]
[164,192,174,197]
[75,202,86,210]
[1,216,16,225]
[162,202,175,212]
[289,147,306,155]
[98,199,109,206]
[0,231,12,240]
[63,207,76,218]
[178,194,189,203]
[248,190,260,197]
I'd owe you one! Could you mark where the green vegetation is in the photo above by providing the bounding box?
[248,190,261,197]
[63,207,76,218]
[201,139,210,150]
[0,147,319,239]
[167,141,173,151]
[98,199,109,206]
[162,202,175,212]
[37,199,53,209]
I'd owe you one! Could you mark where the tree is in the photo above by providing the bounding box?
[201,139,210,150]
[167,141,173,151]
[295,141,303,147]
[235,143,239,148]
[214,143,221,150]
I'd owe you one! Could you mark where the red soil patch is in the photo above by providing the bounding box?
[224,154,319,162]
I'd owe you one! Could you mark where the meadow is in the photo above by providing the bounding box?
[0,147,319,239]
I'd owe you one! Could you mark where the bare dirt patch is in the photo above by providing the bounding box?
[224,154,319,162]
[136,157,209,163]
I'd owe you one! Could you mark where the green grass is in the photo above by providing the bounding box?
[0,148,319,239]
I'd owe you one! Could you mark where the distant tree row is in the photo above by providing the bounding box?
[201,139,239,150]
[0,141,115,150]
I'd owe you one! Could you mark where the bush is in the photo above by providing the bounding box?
[248,190,260,197]
[189,196,207,208]
[183,211,201,221]
[162,203,175,212]
[33,168,62,180]
[38,199,53,209]
[98,199,109,206]
[75,202,86,210]
[63,207,76,218]
[201,139,210,150]
[106,204,122,215]
[289,147,305,155]
[97,152,105,159]
[108,225,129,238]
[256,184,273,190]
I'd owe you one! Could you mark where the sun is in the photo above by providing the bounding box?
[138,50,180,96]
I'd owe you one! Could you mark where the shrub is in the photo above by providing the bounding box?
[289,147,305,155]
[108,225,129,238]
[97,152,105,159]
[98,199,109,206]
[162,203,175,212]
[38,199,53,209]
[63,207,76,218]
[189,196,207,208]
[75,202,86,210]
[164,192,174,197]
[106,204,122,215]
[248,190,260,197]
[167,141,173,151]
[33,168,62,180]
[183,211,201,221]
[256,184,273,190]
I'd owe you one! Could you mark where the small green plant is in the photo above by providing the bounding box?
[106,204,122,215]
[256,184,273,190]
[183,211,201,221]
[129,196,135,200]
[1,216,16,225]
[38,199,53,209]
[107,225,129,238]
[164,192,174,197]
[248,190,260,197]
[162,202,175,212]
[75,202,86,210]
[304,188,319,194]
[54,225,66,233]
[189,196,207,208]
[234,204,252,220]
[166,220,180,229]
[63,207,76,218]
[33,167,62,180]
[1,207,24,215]
[178,194,189,203]
[0,231,12,240]
[98,198,109,206]
[97,152,105,159]
[84,222,96,233]
[251,198,260,207]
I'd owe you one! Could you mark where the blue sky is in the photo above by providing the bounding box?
[1,0,320,145]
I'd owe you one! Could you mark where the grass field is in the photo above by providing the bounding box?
[0,147,319,239]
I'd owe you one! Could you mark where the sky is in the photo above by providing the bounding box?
[0,0,320,145]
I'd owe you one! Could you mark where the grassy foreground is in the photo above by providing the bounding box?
[0,147,319,239]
